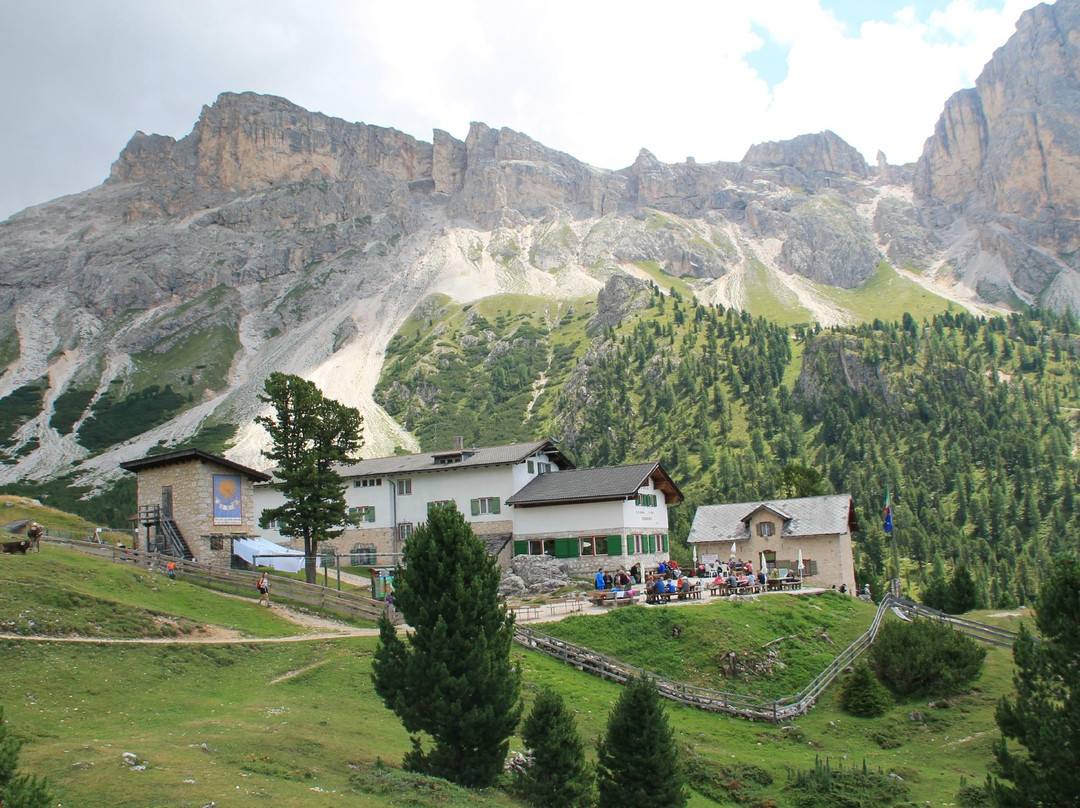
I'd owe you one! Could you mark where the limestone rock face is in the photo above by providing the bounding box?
[7,0,1080,485]
[508,555,570,594]
[914,0,1080,300]
[743,131,871,182]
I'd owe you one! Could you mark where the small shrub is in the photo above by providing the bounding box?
[784,756,909,808]
[683,748,773,805]
[869,617,986,697]
[839,663,893,717]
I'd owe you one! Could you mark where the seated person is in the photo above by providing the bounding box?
[711,574,725,588]
[657,561,667,576]
[757,571,767,585]
[728,573,740,588]
[678,577,690,594]
[665,580,677,594]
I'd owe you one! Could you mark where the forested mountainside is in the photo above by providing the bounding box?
[377,279,1080,607]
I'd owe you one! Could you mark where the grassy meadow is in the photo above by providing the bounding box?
[1,545,1018,807]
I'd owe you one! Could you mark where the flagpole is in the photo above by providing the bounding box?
[885,486,901,597]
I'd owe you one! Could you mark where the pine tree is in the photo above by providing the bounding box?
[0,706,52,808]
[839,662,893,717]
[371,503,521,789]
[256,372,363,584]
[991,554,1080,808]
[596,675,686,808]
[516,687,593,808]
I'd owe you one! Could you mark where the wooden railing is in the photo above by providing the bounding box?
[42,537,391,623]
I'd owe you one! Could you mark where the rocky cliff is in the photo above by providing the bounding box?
[2,0,1079,487]
[914,0,1080,306]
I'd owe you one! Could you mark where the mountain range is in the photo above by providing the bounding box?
[1,0,1079,496]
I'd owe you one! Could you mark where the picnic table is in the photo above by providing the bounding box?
[587,590,638,608]
[767,578,802,591]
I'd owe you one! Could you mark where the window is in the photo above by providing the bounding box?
[354,478,382,488]
[528,538,555,555]
[349,506,376,523]
[265,517,280,530]
[757,521,775,537]
[396,479,412,496]
[538,462,551,474]
[428,500,453,513]
[580,536,604,556]
[398,523,413,541]
[470,497,501,515]
[350,543,377,565]
[631,534,644,554]
[636,493,658,507]
[527,460,535,474]
[209,535,224,550]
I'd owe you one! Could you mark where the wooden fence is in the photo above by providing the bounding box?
[514,592,1017,722]
[43,537,392,623]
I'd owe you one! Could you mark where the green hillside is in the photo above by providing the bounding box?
[376,286,1080,607]
[1,545,1017,807]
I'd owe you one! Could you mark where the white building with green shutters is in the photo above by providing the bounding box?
[252,439,682,574]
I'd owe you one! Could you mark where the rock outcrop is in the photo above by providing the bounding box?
[5,0,1080,484]
[914,0,1080,300]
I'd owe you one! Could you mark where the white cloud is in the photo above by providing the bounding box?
[0,0,1053,219]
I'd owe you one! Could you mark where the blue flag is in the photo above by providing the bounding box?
[883,488,893,533]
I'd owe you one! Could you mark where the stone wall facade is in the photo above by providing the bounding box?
[133,458,262,567]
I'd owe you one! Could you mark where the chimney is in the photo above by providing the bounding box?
[452,436,464,451]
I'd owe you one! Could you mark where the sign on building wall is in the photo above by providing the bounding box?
[213,474,242,525]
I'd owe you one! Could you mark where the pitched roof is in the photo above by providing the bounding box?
[506,461,683,507]
[120,448,272,482]
[687,494,856,543]
[336,440,572,478]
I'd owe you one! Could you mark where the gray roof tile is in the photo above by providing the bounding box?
[507,462,680,506]
[687,494,855,543]
[337,440,568,478]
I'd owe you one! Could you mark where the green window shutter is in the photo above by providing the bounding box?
[491,498,501,515]
[606,534,623,555]
[470,499,480,516]
[554,537,577,558]
[647,534,655,553]
[652,494,658,507]
[514,540,528,556]
[662,535,669,552]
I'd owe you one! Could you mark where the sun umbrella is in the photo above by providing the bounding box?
[693,543,698,564]
[730,541,737,559]
[760,552,768,575]
[797,548,804,579]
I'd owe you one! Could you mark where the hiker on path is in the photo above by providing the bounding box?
[257,572,271,607]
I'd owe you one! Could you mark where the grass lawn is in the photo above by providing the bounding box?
[537,591,872,698]
[1,548,1015,807]
[0,545,304,638]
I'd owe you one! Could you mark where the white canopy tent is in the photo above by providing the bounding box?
[232,537,314,573]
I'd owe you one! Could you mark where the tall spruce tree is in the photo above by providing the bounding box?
[256,372,363,584]
[0,706,52,808]
[991,554,1080,808]
[516,687,593,808]
[596,675,686,808]
[371,503,521,788]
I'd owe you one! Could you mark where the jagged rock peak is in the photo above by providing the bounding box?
[741,130,870,178]
[109,90,440,194]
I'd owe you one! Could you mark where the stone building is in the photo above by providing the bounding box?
[120,448,271,567]
[687,494,858,591]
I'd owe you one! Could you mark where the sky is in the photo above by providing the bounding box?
[0,0,1047,222]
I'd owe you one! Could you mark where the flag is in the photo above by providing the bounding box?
[883,487,894,533]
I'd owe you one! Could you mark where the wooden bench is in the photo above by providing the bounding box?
[646,589,673,604]
[588,591,638,608]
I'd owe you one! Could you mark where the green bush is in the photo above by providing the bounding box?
[869,618,986,697]
[839,662,893,717]
[784,756,909,808]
